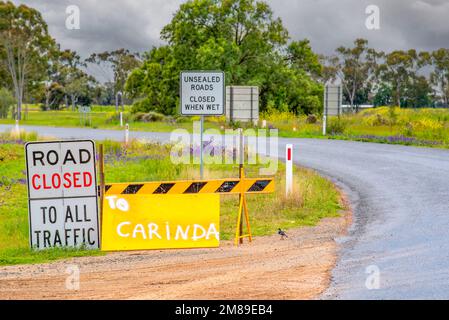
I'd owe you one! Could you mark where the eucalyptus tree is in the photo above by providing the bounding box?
[86,49,141,111]
[126,0,323,115]
[427,49,449,107]
[0,1,55,119]
[377,49,430,107]
[324,39,379,111]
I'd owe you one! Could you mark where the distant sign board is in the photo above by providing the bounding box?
[226,86,259,124]
[25,140,99,250]
[324,85,343,116]
[79,106,91,113]
[101,194,220,251]
[180,71,225,116]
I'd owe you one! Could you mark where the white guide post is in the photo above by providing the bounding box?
[286,144,293,196]
[15,119,20,135]
[125,123,129,146]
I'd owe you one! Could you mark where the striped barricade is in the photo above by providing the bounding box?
[103,178,274,196]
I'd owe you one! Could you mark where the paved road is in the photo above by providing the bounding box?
[2,124,449,299]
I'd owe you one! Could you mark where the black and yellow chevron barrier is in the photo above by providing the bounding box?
[103,178,274,196]
[96,144,275,248]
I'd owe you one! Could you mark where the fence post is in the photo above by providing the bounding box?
[98,144,105,249]
[230,86,234,122]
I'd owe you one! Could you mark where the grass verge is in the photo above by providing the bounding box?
[0,132,341,266]
[1,106,449,149]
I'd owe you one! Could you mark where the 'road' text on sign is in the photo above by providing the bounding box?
[180,71,225,116]
[25,140,100,250]
[101,194,220,251]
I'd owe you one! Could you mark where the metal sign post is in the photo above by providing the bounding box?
[98,144,105,247]
[116,91,122,113]
[238,128,244,244]
[200,115,204,179]
[323,86,328,136]
[79,106,92,127]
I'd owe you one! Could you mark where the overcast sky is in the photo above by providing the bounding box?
[12,0,449,80]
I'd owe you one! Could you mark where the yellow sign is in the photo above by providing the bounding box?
[101,194,220,251]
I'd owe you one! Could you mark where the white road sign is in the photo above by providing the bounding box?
[180,71,225,116]
[324,85,343,116]
[25,140,99,250]
[79,106,91,113]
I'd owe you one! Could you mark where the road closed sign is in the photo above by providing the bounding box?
[180,71,225,116]
[25,140,99,250]
[101,194,220,251]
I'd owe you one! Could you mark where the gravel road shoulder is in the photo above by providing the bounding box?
[0,191,351,300]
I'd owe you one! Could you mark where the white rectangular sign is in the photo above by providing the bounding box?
[324,85,343,116]
[180,71,225,116]
[79,106,91,113]
[25,140,99,250]
[226,86,259,123]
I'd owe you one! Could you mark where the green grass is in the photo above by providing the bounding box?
[2,105,449,148]
[0,134,341,266]
[0,107,222,132]
[262,107,449,148]
[219,164,341,238]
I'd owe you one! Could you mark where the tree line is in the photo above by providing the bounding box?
[1,0,449,120]
[322,39,449,111]
[0,1,140,119]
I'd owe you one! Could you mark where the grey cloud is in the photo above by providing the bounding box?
[272,0,449,54]
[13,0,182,58]
[12,0,449,61]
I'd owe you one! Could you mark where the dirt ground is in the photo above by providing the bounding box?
[0,195,351,300]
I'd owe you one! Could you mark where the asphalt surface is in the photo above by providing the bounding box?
[2,124,449,299]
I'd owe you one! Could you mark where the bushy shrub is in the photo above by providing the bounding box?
[306,114,318,124]
[207,115,227,124]
[362,114,389,126]
[175,116,190,123]
[402,122,414,137]
[133,111,166,122]
[327,118,347,135]
[0,88,16,119]
[229,120,243,129]
[262,109,296,124]
[388,106,398,126]
[133,112,146,122]
[414,118,443,131]
[165,116,176,123]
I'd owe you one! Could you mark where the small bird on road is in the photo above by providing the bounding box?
[278,228,288,240]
